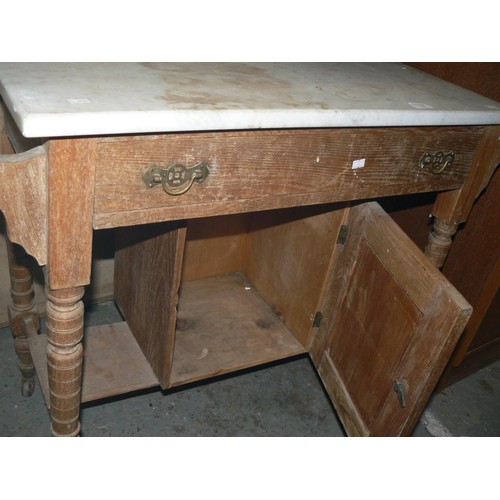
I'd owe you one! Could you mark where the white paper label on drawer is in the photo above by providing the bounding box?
[352,158,366,169]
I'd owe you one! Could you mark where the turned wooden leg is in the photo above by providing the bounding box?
[45,286,85,437]
[424,217,458,269]
[6,240,39,397]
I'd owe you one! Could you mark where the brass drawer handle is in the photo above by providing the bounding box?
[142,162,210,196]
[419,151,455,175]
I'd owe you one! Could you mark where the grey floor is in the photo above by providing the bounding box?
[0,300,499,437]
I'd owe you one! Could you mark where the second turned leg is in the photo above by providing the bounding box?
[46,286,85,437]
[6,240,39,397]
[424,217,458,269]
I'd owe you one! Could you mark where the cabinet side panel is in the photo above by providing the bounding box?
[114,221,186,387]
[243,205,345,347]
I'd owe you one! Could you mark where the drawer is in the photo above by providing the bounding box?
[93,126,483,228]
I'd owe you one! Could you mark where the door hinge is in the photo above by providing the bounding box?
[313,311,323,328]
[337,224,348,244]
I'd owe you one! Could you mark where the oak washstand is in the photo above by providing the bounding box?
[0,63,499,436]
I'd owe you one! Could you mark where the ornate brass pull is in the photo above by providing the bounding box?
[419,151,455,175]
[142,162,210,196]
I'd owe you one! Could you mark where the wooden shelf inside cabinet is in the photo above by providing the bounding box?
[169,272,307,387]
[28,322,159,405]
[28,273,306,406]
[114,214,321,391]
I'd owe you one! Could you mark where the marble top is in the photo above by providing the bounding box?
[1,62,499,138]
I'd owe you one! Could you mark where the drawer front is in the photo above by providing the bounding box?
[93,126,483,228]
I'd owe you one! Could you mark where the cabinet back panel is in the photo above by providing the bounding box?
[182,214,250,282]
[182,205,346,347]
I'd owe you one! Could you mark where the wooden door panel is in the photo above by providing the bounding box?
[329,237,422,428]
[317,202,471,436]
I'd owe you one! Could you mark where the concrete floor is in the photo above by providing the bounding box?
[0,300,499,437]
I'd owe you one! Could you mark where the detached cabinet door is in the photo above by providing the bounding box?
[317,202,471,436]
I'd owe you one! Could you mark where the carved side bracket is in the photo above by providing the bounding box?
[433,126,500,225]
[426,127,499,269]
[0,146,47,265]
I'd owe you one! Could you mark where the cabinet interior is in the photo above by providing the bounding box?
[30,203,348,406]
[114,203,347,389]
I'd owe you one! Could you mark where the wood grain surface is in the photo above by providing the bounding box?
[29,322,159,404]
[47,138,97,289]
[170,273,306,387]
[93,127,481,228]
[114,220,186,387]
[0,146,47,265]
[317,202,471,436]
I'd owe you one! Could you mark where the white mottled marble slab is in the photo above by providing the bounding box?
[1,62,499,137]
